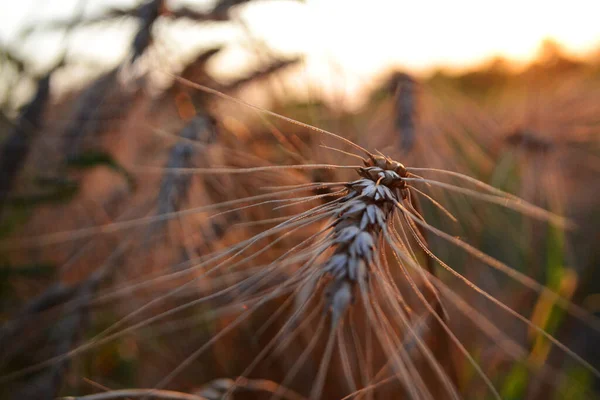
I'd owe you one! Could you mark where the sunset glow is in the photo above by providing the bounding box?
[1,0,599,103]
[2,0,599,72]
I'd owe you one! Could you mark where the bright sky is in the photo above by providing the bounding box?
[1,0,599,103]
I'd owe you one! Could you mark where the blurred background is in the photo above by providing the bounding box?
[2,0,600,108]
[1,1,600,399]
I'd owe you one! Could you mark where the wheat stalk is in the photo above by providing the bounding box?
[3,66,600,400]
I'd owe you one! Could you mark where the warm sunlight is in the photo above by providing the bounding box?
[241,0,600,74]
[2,0,599,77]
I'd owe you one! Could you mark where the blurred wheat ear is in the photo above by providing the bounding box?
[147,114,218,242]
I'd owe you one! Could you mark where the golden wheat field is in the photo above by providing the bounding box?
[1,1,600,399]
